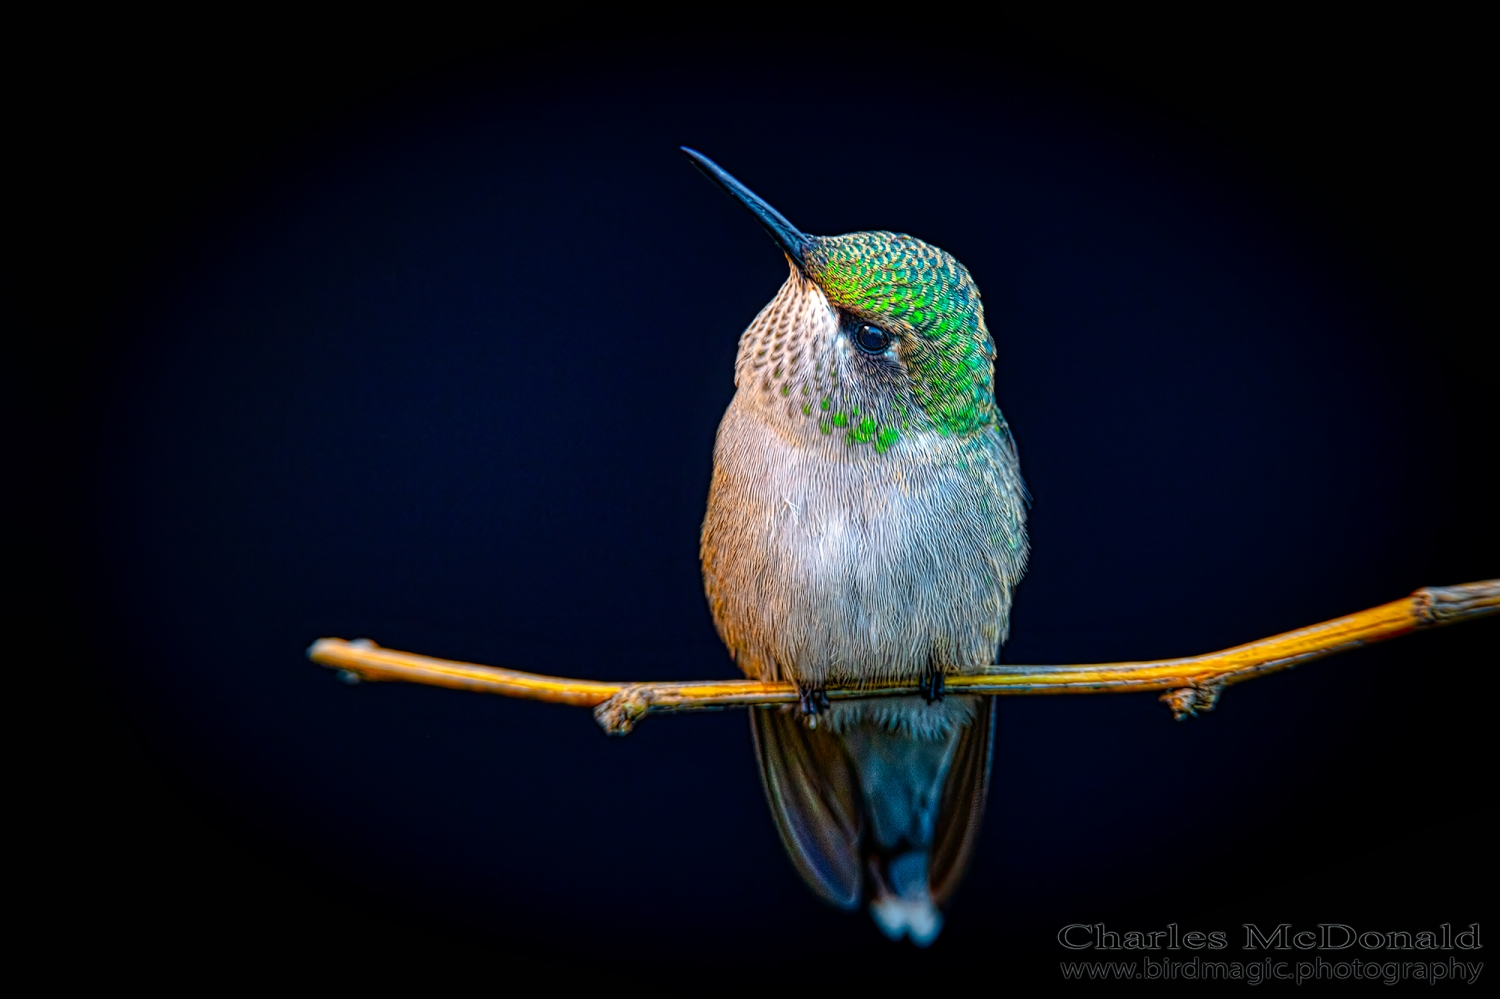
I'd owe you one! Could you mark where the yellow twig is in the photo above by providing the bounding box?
[308,580,1498,734]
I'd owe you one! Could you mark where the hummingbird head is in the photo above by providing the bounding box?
[684,148,998,453]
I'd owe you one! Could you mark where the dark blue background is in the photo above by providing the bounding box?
[12,21,1492,992]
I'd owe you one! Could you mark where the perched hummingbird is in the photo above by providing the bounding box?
[686,149,1029,945]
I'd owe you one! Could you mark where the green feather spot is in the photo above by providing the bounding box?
[875,426,899,453]
[780,384,789,396]
[832,412,848,427]
[801,402,812,415]
[820,398,831,411]
[818,419,832,434]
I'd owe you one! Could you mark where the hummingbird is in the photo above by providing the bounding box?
[686,149,1029,945]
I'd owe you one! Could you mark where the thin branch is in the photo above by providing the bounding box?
[308,580,1498,734]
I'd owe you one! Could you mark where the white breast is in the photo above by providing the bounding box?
[701,397,1025,686]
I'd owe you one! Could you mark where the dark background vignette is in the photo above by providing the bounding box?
[8,15,1493,993]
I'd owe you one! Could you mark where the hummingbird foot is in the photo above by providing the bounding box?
[797,683,830,719]
[918,669,945,704]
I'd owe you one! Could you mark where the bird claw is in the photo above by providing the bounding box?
[797,683,830,717]
[919,670,945,704]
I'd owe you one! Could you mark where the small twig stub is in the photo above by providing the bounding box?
[1160,683,1224,722]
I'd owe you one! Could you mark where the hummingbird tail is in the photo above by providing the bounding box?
[748,698,997,940]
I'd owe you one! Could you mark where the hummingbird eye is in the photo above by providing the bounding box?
[854,322,891,354]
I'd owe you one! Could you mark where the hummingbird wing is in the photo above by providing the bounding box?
[748,707,864,910]
[928,697,997,906]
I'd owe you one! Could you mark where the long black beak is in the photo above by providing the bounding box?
[681,147,812,269]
